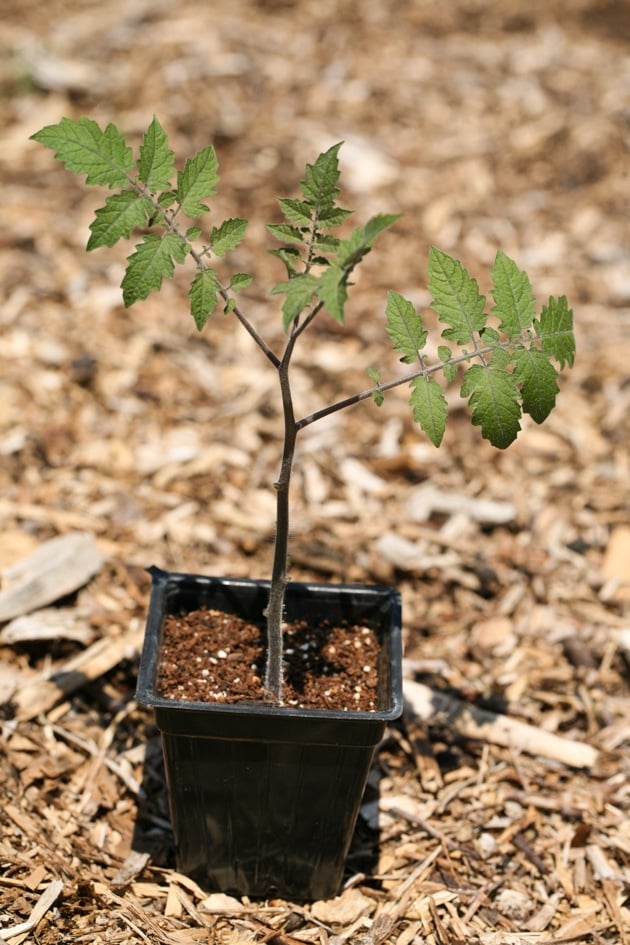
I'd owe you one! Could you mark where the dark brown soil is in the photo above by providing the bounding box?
[156,608,381,710]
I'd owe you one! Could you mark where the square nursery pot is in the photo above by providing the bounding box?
[136,566,403,901]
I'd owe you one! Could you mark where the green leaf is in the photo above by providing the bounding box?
[176,144,218,216]
[87,191,152,250]
[429,247,487,345]
[157,190,177,209]
[490,347,513,370]
[189,268,221,330]
[535,296,575,369]
[438,345,458,383]
[121,232,189,306]
[31,116,133,188]
[336,214,401,268]
[335,227,367,266]
[385,291,427,364]
[311,234,340,252]
[409,375,448,447]
[277,198,313,227]
[513,347,559,424]
[271,274,319,330]
[267,223,305,245]
[317,206,353,228]
[210,218,248,256]
[317,265,347,323]
[443,362,458,383]
[363,213,402,245]
[460,363,522,448]
[480,326,501,344]
[137,116,174,191]
[491,249,535,335]
[229,272,253,291]
[186,226,202,241]
[268,247,301,277]
[300,143,342,210]
[367,368,384,406]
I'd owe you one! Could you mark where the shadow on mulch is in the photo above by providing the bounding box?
[131,733,175,871]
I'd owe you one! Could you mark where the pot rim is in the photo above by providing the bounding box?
[136,566,404,724]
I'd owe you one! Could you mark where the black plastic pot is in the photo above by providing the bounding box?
[136,567,403,901]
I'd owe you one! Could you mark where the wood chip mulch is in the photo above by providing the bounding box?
[1,1,628,942]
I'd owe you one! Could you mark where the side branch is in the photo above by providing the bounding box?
[217,282,281,368]
[296,344,500,430]
[289,299,325,343]
[186,246,281,369]
[295,332,571,431]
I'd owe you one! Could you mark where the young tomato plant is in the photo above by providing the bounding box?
[32,116,575,703]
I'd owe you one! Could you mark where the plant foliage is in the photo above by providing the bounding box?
[382,247,575,448]
[32,115,576,700]
[32,115,575,452]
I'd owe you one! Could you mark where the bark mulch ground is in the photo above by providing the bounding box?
[0,1,628,942]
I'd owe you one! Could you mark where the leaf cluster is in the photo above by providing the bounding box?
[382,248,575,448]
[31,116,250,327]
[268,142,401,328]
[31,116,575,452]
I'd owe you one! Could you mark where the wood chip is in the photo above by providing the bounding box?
[0,879,63,941]
[407,484,516,525]
[198,893,246,915]
[0,607,96,645]
[311,888,375,926]
[111,851,151,889]
[0,532,103,622]
[404,679,599,768]
[13,625,144,721]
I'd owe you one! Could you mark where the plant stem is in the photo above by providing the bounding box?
[263,214,329,702]
[263,336,300,703]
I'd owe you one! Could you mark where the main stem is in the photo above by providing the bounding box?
[263,344,299,703]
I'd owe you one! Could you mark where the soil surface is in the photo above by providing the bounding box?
[1,0,629,943]
[157,609,382,710]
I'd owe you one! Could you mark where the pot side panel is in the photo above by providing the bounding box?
[162,732,375,900]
